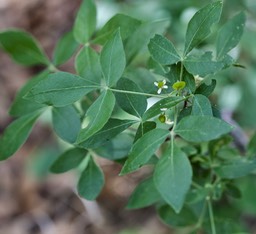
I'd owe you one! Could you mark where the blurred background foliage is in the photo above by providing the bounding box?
[0,0,256,233]
[99,0,256,129]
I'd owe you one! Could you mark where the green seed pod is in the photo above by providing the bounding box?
[172,81,186,90]
[158,114,166,123]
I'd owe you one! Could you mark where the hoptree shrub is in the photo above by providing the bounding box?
[0,0,255,233]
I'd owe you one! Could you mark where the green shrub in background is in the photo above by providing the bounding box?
[0,0,256,233]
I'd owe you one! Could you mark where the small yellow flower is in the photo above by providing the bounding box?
[172,81,186,91]
[154,79,168,94]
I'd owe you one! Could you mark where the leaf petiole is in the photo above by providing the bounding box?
[207,196,216,234]
[108,87,168,98]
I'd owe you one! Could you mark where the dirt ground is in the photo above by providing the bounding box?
[0,1,171,233]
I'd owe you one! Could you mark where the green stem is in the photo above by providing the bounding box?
[194,199,207,231]
[169,60,188,161]
[207,197,216,234]
[179,62,184,81]
[169,81,182,161]
[108,88,168,98]
[192,181,203,189]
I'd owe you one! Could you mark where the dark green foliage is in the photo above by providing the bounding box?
[115,78,147,118]
[50,148,87,173]
[52,105,81,143]
[24,72,100,107]
[77,155,104,200]
[127,177,161,209]
[0,1,253,233]
[0,112,41,160]
[53,31,79,66]
[0,30,50,65]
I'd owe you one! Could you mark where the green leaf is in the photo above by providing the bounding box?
[100,29,126,87]
[120,128,169,175]
[178,107,192,122]
[154,143,192,213]
[216,12,246,59]
[226,184,242,199]
[184,1,222,55]
[191,94,213,116]
[158,205,197,227]
[9,70,49,117]
[53,31,79,66]
[125,19,170,64]
[247,132,256,157]
[73,0,96,44]
[214,159,256,179]
[142,96,185,121]
[115,78,147,118]
[186,187,208,204]
[147,57,169,76]
[165,63,180,84]
[0,112,40,161]
[184,51,224,76]
[219,150,243,163]
[76,90,115,143]
[148,34,180,65]
[79,118,136,148]
[125,67,157,93]
[183,69,196,93]
[195,79,216,97]
[0,29,49,66]
[175,116,233,143]
[204,219,247,234]
[95,132,133,160]
[80,92,98,112]
[234,176,256,215]
[221,54,235,69]
[78,156,104,200]
[134,121,156,142]
[50,148,87,173]
[126,177,161,209]
[25,72,100,107]
[52,105,81,143]
[146,155,159,165]
[94,14,141,45]
[75,46,101,85]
